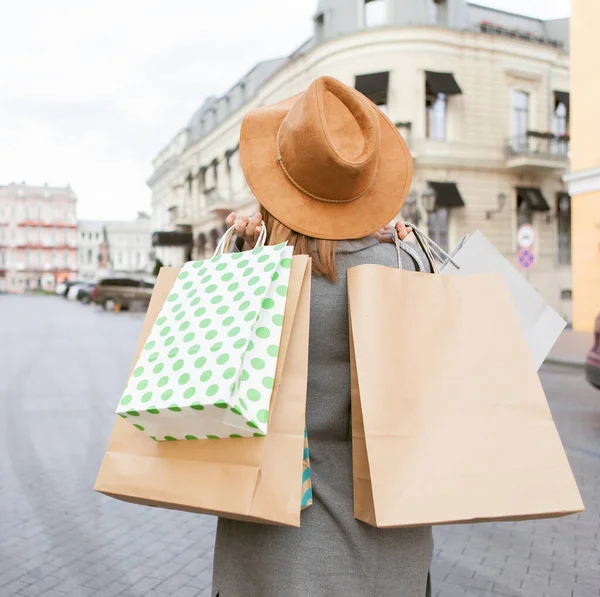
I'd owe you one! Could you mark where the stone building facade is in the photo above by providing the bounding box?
[148,0,572,321]
[0,182,78,293]
[77,216,153,282]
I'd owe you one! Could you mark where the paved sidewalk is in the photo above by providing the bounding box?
[1,297,599,597]
[546,329,591,368]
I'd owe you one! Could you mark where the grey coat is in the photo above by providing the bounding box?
[212,237,433,597]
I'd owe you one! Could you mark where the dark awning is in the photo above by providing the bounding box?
[152,231,194,247]
[516,187,550,212]
[425,71,462,96]
[554,90,570,110]
[427,182,465,208]
[355,71,389,105]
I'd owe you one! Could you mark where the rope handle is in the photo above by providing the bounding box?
[213,221,267,256]
[405,223,461,273]
[391,222,461,274]
[392,228,426,272]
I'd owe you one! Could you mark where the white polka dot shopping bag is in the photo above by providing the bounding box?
[116,226,293,441]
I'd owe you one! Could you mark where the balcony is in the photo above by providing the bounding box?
[506,132,570,173]
[167,205,192,227]
[204,187,232,216]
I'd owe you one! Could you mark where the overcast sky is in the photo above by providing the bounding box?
[0,0,570,220]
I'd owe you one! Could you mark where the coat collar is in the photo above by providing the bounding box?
[335,235,380,254]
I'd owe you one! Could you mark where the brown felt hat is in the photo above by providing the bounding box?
[239,76,413,240]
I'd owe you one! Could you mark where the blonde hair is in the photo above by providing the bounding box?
[259,206,338,282]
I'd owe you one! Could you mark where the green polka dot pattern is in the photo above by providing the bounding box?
[115,244,294,440]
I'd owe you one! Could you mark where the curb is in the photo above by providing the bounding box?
[543,357,585,369]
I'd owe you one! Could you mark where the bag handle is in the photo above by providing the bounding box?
[392,228,426,272]
[403,223,461,274]
[213,221,267,256]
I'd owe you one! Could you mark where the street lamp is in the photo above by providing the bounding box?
[402,187,438,226]
[486,193,507,220]
[422,186,437,213]
[402,190,420,225]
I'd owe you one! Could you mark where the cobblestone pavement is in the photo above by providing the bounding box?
[0,295,598,597]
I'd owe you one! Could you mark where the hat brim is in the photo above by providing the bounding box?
[240,93,413,241]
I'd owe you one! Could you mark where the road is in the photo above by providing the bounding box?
[0,295,598,597]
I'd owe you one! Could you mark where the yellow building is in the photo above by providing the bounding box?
[564,0,600,332]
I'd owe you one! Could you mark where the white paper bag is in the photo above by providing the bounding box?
[116,241,294,440]
[439,231,566,369]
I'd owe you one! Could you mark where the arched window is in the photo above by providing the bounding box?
[364,0,386,27]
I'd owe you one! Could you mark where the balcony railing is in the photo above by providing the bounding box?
[477,22,564,49]
[507,131,570,159]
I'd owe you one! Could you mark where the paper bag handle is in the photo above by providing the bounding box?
[392,228,426,272]
[395,223,460,274]
[214,221,267,256]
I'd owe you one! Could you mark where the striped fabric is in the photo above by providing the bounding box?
[301,428,313,509]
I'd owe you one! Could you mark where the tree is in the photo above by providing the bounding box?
[152,258,164,277]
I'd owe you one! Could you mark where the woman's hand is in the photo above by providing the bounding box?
[225,212,263,250]
[374,221,413,244]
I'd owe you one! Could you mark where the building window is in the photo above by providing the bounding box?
[25,250,30,266]
[517,196,533,228]
[88,249,93,264]
[355,71,389,112]
[136,252,141,266]
[425,72,462,141]
[118,252,123,265]
[212,160,219,186]
[427,208,449,252]
[557,193,571,266]
[364,0,386,27]
[426,93,447,140]
[64,252,68,267]
[554,102,568,136]
[37,250,42,266]
[429,0,439,23]
[315,11,325,41]
[511,90,529,150]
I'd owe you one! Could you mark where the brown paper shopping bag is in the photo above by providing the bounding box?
[95,255,311,527]
[349,263,584,528]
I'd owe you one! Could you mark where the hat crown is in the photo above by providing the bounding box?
[277,77,381,203]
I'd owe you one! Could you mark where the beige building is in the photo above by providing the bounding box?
[149,0,572,320]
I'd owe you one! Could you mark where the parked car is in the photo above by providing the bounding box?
[585,313,600,389]
[67,283,82,300]
[60,280,80,298]
[92,277,154,311]
[77,283,96,304]
[55,282,68,296]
